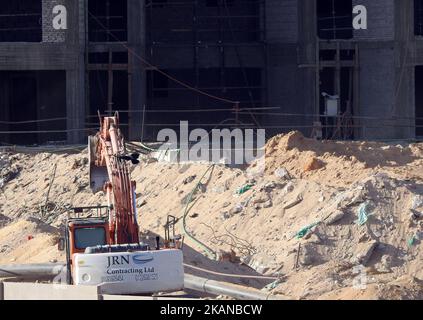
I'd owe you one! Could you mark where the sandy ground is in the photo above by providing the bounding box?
[0,131,422,299]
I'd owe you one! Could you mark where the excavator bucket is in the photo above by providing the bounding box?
[88,135,108,194]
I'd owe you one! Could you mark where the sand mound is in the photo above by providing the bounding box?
[0,132,422,299]
[263,131,423,187]
[0,218,63,264]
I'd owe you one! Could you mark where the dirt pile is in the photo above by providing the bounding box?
[0,132,422,299]
[0,218,62,264]
[264,131,423,187]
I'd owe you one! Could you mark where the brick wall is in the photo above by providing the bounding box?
[266,0,298,43]
[42,0,67,43]
[353,0,395,41]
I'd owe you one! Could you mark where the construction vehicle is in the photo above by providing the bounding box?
[58,113,184,295]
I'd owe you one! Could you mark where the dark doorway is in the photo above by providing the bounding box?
[9,75,38,144]
[415,67,423,137]
[0,71,66,145]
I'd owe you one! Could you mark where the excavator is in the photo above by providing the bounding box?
[58,113,184,295]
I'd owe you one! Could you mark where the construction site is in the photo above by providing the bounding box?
[0,0,423,301]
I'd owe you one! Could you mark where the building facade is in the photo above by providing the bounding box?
[0,0,420,144]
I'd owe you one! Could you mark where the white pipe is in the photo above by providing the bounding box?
[0,264,64,278]
[184,274,289,300]
[0,264,290,300]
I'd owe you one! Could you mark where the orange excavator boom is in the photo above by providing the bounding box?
[89,112,139,244]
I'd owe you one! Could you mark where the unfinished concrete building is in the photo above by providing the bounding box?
[0,0,421,144]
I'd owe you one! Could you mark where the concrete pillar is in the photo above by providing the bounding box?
[264,0,315,137]
[66,67,86,144]
[357,46,397,140]
[66,0,86,144]
[393,0,415,139]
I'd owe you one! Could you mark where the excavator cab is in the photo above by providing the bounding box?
[60,206,110,284]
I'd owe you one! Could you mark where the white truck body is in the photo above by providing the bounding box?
[73,249,184,294]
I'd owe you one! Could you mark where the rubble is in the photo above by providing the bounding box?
[352,240,378,265]
[325,210,347,225]
[229,204,243,215]
[1,132,423,299]
[274,167,292,180]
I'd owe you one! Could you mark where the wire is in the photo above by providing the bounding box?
[0,107,280,125]
[236,110,423,122]
[88,11,239,106]
[181,164,217,260]
[101,106,281,113]
[0,117,68,124]
[390,9,411,117]
[0,128,98,134]
[223,0,261,128]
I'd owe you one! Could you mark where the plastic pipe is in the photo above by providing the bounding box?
[184,274,289,300]
[0,264,65,278]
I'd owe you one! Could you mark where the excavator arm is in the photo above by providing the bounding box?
[89,113,139,244]
[64,112,184,294]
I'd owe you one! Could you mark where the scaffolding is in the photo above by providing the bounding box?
[0,1,42,42]
[85,0,131,137]
[317,0,353,40]
[144,0,267,136]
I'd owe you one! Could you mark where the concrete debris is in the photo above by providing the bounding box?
[283,195,303,210]
[183,175,196,185]
[261,182,277,192]
[352,240,378,266]
[409,209,422,221]
[0,214,11,228]
[274,167,292,180]
[251,193,269,205]
[282,182,295,195]
[229,204,243,215]
[299,244,316,266]
[71,157,88,169]
[220,211,231,220]
[216,249,238,263]
[411,195,423,210]
[241,253,275,275]
[304,232,321,244]
[325,209,347,225]
[375,255,392,273]
[263,200,273,208]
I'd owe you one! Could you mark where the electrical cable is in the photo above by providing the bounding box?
[181,164,217,260]
[88,11,239,106]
